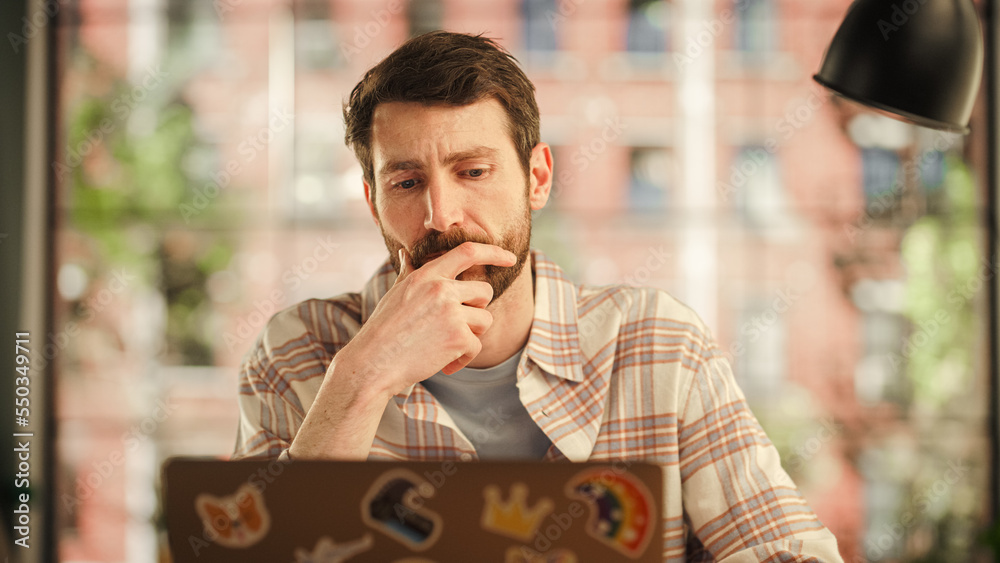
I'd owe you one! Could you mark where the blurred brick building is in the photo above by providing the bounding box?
[58,0,991,561]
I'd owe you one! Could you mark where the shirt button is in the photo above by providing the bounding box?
[460,453,472,461]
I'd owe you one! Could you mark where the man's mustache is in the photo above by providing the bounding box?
[410,230,495,268]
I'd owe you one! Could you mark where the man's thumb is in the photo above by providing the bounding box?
[395,248,413,283]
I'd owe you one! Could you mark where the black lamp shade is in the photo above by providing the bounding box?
[814,0,983,133]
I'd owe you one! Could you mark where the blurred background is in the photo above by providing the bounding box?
[0,0,996,560]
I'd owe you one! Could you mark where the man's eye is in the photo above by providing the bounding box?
[396,178,418,190]
[465,169,486,178]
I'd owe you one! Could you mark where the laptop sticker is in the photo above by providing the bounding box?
[481,483,554,542]
[504,546,578,563]
[194,483,271,549]
[361,469,443,551]
[291,534,373,563]
[565,469,655,559]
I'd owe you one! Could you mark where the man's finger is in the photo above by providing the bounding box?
[435,242,517,280]
[464,307,493,336]
[442,355,471,376]
[456,280,494,309]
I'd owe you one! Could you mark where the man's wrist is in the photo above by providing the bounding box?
[331,340,398,402]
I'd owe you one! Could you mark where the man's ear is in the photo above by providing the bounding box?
[364,179,380,227]
[528,142,553,211]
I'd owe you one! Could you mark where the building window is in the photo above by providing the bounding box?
[166,0,222,70]
[855,310,909,405]
[628,147,672,211]
[731,146,790,229]
[861,147,901,212]
[296,2,341,70]
[734,0,777,53]
[291,115,342,221]
[735,301,787,398]
[522,0,558,51]
[408,0,443,38]
[547,145,570,210]
[626,0,669,53]
[919,149,945,192]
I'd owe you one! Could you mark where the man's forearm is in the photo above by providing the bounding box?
[287,346,393,460]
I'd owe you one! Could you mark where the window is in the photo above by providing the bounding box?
[522,0,558,51]
[855,309,909,405]
[734,0,777,54]
[408,0,443,38]
[291,115,341,222]
[626,0,669,53]
[295,1,341,70]
[731,146,792,230]
[861,147,902,213]
[735,300,787,399]
[166,0,222,70]
[627,147,672,211]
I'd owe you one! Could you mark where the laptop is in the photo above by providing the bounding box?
[162,458,664,562]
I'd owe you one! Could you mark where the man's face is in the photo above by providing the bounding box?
[365,98,534,303]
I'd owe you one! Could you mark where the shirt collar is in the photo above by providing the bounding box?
[359,248,611,461]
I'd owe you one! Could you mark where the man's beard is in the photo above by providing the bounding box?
[380,200,532,305]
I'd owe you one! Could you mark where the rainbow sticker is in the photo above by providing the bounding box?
[565,468,655,559]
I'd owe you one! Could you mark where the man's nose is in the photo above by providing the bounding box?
[422,175,464,232]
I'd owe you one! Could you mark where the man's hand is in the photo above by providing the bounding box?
[288,241,516,460]
[350,241,517,393]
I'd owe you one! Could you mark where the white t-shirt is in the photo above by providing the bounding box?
[421,347,552,459]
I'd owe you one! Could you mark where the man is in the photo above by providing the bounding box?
[234,31,843,561]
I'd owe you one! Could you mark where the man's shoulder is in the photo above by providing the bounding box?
[571,282,718,355]
[576,283,708,330]
[252,293,365,357]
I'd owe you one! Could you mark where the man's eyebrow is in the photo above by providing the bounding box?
[377,146,501,178]
[442,146,500,166]
[378,160,421,178]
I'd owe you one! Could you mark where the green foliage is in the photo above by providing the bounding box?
[896,155,985,560]
[900,157,980,408]
[65,70,238,365]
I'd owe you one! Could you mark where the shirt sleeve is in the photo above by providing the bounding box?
[231,335,299,459]
[231,298,362,459]
[678,348,844,562]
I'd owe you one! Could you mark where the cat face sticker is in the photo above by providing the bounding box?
[195,483,271,548]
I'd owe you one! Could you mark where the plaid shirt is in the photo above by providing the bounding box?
[234,249,843,561]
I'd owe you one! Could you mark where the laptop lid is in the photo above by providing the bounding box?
[163,458,664,562]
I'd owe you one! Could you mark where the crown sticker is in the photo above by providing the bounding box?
[481,483,554,542]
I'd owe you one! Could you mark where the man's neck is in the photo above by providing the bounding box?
[465,255,535,369]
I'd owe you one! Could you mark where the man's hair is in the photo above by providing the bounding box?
[343,31,540,193]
